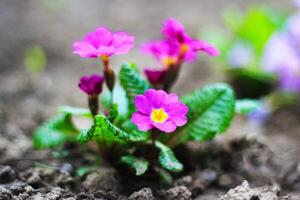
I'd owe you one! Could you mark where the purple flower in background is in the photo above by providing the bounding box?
[248,102,271,125]
[278,67,300,92]
[162,18,219,60]
[144,68,167,87]
[294,0,300,7]
[262,33,300,73]
[78,74,105,95]
[140,40,179,67]
[287,12,300,46]
[262,32,300,92]
[73,27,134,59]
[227,41,254,68]
[131,89,188,133]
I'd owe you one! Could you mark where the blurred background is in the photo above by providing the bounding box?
[0,0,296,162]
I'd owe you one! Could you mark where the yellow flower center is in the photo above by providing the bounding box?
[151,108,168,123]
[180,43,189,54]
[162,56,177,66]
[100,55,109,62]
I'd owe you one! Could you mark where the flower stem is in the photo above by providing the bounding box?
[150,130,160,165]
[162,53,184,92]
[102,58,115,94]
[88,94,99,116]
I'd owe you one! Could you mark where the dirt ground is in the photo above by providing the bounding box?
[1,0,299,199]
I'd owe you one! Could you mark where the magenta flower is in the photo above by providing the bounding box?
[131,89,188,133]
[144,68,167,87]
[140,40,179,66]
[73,27,135,59]
[162,18,219,60]
[78,74,105,95]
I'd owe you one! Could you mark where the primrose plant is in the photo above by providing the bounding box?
[34,18,254,176]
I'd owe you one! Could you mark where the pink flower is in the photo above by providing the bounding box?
[73,27,135,59]
[78,74,105,95]
[144,68,167,86]
[140,40,179,66]
[131,89,188,133]
[162,18,219,60]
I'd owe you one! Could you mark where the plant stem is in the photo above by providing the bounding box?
[88,94,99,116]
[162,52,184,92]
[150,130,160,165]
[102,58,115,96]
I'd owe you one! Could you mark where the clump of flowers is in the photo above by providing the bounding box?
[33,19,252,178]
[73,27,135,91]
[141,18,219,91]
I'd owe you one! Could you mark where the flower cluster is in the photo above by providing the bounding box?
[73,27,135,115]
[141,18,219,90]
[262,13,300,92]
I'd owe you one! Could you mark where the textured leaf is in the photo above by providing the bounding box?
[235,99,261,114]
[121,155,149,175]
[101,86,129,116]
[119,63,150,115]
[89,115,129,144]
[77,128,93,144]
[154,167,173,185]
[155,141,183,173]
[181,83,235,142]
[107,103,119,122]
[59,106,92,118]
[122,120,150,142]
[33,114,77,149]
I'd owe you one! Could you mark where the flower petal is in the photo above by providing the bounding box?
[172,115,187,126]
[166,102,189,117]
[85,27,113,48]
[163,93,179,105]
[152,120,177,133]
[73,41,99,58]
[131,112,153,131]
[134,94,151,114]
[145,89,167,108]
[112,32,135,54]
[191,40,219,56]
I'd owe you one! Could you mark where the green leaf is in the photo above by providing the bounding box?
[121,155,149,176]
[119,63,150,115]
[122,120,150,142]
[101,86,129,116]
[227,7,286,56]
[24,45,46,73]
[154,167,173,185]
[107,103,119,122]
[155,141,183,173]
[59,106,92,118]
[33,114,77,149]
[181,83,235,142]
[76,166,98,177]
[235,99,261,114]
[77,128,93,144]
[89,115,129,144]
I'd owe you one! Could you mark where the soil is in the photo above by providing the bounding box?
[1,0,300,199]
